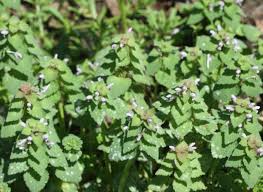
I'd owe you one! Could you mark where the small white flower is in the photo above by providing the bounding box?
[165,94,175,102]
[131,99,138,108]
[18,146,25,150]
[190,92,197,100]
[182,86,188,92]
[76,66,82,75]
[207,54,212,69]
[241,133,247,138]
[257,147,263,156]
[166,94,173,98]
[40,84,50,94]
[27,136,33,141]
[97,77,103,82]
[248,102,255,109]
[88,62,95,69]
[123,126,129,131]
[252,66,260,74]
[127,27,133,33]
[86,95,93,101]
[101,97,107,103]
[236,68,241,77]
[172,28,180,35]
[225,36,231,45]
[180,51,187,59]
[147,118,153,124]
[155,124,161,131]
[94,91,100,96]
[126,111,134,118]
[38,73,45,80]
[120,42,124,48]
[0,29,8,37]
[169,146,176,151]
[20,121,27,128]
[235,0,244,6]
[111,44,117,49]
[75,106,83,113]
[217,24,222,31]
[42,134,49,141]
[7,50,23,59]
[175,87,182,94]
[232,38,241,52]
[54,54,58,59]
[231,95,237,103]
[64,58,69,63]
[16,139,27,150]
[246,113,253,120]
[107,83,114,89]
[136,134,142,141]
[195,78,200,85]
[225,105,235,112]
[209,30,217,37]
[27,103,32,108]
[47,141,54,147]
[188,142,197,152]
[254,106,260,112]
[40,118,48,126]
[218,1,225,10]
[217,41,224,51]
[238,124,242,128]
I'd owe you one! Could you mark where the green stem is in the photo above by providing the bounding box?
[36,5,44,38]
[58,101,66,136]
[118,159,134,192]
[118,0,127,32]
[101,122,112,185]
[207,159,219,188]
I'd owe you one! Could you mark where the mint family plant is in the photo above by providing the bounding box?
[0,0,263,191]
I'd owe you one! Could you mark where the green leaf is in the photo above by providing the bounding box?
[109,138,136,161]
[140,140,159,161]
[8,161,28,175]
[55,162,84,183]
[211,133,237,159]
[172,180,189,192]
[24,170,49,192]
[187,12,204,25]
[107,76,131,99]
[155,71,175,88]
[242,25,261,42]
[196,36,217,52]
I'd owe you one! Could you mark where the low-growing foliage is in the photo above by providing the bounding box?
[0,0,263,191]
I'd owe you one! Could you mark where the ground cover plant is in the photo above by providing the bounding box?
[0,0,263,191]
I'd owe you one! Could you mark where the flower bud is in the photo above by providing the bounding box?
[180,51,187,59]
[246,113,253,120]
[169,146,176,151]
[256,147,263,156]
[231,95,237,103]
[127,27,133,33]
[0,29,8,36]
[225,105,235,112]
[188,142,197,152]
[209,30,216,37]
[86,95,93,101]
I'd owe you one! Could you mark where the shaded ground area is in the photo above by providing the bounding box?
[243,0,263,32]
[105,0,263,32]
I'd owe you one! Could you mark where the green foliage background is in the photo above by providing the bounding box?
[0,0,263,191]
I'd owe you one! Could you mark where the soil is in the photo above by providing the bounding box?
[243,0,263,32]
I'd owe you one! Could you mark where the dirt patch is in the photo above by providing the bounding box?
[243,0,263,32]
